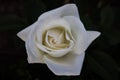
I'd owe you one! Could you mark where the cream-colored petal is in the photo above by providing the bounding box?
[36,41,74,57]
[36,18,70,44]
[44,27,70,49]
[26,39,44,63]
[37,4,79,22]
[44,52,85,76]
[63,16,87,55]
[25,25,45,63]
[17,22,37,41]
[35,18,74,57]
[46,28,64,44]
[86,31,101,47]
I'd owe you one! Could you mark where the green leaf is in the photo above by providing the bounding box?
[87,51,119,80]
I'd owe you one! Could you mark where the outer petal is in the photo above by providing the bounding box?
[37,4,79,22]
[63,16,87,54]
[86,31,101,47]
[44,52,85,76]
[25,22,45,63]
[26,39,44,63]
[17,22,36,41]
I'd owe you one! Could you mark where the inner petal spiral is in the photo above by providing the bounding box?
[44,27,70,50]
[35,18,75,57]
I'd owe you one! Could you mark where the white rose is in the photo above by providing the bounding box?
[17,4,100,76]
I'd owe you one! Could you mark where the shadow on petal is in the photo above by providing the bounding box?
[44,52,85,76]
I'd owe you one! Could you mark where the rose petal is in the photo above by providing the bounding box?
[86,31,101,47]
[63,16,87,54]
[17,21,45,63]
[38,4,79,22]
[36,18,70,43]
[44,52,85,75]
[36,40,74,57]
[36,18,74,57]
[45,28,66,49]
[25,24,45,63]
[17,22,36,41]
[26,39,44,63]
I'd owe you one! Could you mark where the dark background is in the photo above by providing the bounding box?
[0,0,120,80]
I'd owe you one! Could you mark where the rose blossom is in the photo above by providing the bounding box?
[17,4,100,76]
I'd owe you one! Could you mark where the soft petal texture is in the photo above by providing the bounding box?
[44,28,69,49]
[26,39,44,63]
[44,52,85,76]
[36,41,74,57]
[36,18,71,44]
[63,16,87,54]
[17,22,36,41]
[17,4,79,42]
[35,18,75,57]
[86,31,101,47]
[25,23,45,63]
[17,22,45,63]
[38,4,79,22]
